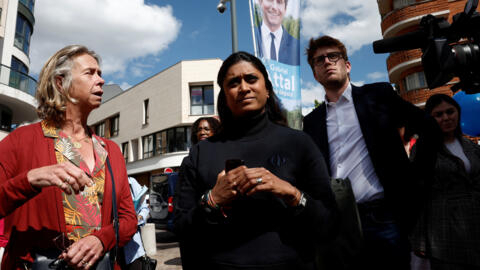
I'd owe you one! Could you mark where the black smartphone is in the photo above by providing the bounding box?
[225,159,245,172]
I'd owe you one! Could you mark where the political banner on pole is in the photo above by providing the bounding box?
[249,0,301,129]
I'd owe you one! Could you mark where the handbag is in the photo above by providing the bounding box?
[316,177,364,270]
[139,255,157,270]
[31,157,119,270]
[32,251,112,270]
[138,226,157,270]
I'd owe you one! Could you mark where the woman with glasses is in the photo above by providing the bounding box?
[0,45,137,269]
[411,94,480,269]
[174,51,337,270]
[190,117,220,145]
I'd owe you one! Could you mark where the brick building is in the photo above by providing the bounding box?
[376,0,474,106]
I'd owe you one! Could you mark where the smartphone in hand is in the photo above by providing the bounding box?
[225,159,245,173]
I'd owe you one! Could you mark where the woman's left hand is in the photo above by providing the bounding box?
[60,235,104,269]
[236,167,300,206]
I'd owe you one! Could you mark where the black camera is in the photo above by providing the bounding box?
[373,0,480,94]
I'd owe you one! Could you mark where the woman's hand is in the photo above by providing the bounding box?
[26,162,93,194]
[210,166,247,206]
[236,167,301,206]
[60,235,104,269]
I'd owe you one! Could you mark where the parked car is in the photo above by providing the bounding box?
[149,172,178,231]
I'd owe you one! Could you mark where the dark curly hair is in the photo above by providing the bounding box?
[190,117,220,145]
[216,51,287,127]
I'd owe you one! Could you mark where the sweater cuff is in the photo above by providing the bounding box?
[14,171,41,196]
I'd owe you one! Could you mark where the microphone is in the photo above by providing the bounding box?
[373,30,426,53]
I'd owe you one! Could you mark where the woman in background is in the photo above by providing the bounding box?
[124,177,150,269]
[190,117,220,145]
[411,94,480,269]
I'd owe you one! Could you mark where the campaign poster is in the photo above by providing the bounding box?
[250,0,301,129]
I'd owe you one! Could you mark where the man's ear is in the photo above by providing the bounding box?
[345,60,352,74]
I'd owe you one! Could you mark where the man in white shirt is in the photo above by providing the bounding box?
[255,0,299,65]
[303,35,437,270]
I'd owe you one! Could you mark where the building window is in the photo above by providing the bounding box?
[109,115,119,137]
[142,134,154,158]
[96,122,105,137]
[138,126,191,160]
[190,85,214,115]
[0,106,12,132]
[9,56,29,91]
[14,13,32,55]
[143,99,149,125]
[122,142,129,163]
[393,0,416,10]
[404,71,427,91]
[155,130,167,155]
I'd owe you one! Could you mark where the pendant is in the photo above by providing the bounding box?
[73,141,82,149]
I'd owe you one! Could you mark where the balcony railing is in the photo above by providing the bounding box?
[0,64,37,96]
[19,0,35,15]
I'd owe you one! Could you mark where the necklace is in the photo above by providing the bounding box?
[69,136,91,149]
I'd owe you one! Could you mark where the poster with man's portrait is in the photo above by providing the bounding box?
[252,0,300,66]
[251,0,302,129]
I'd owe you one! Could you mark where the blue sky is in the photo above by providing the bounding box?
[30,0,390,115]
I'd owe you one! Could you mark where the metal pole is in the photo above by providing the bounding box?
[230,0,238,53]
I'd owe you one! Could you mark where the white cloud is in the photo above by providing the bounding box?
[301,0,382,55]
[367,71,387,80]
[301,81,325,116]
[30,0,181,77]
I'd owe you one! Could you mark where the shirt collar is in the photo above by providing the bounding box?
[261,23,283,41]
[41,120,106,147]
[325,83,352,106]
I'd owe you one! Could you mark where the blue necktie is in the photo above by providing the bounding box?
[270,33,277,61]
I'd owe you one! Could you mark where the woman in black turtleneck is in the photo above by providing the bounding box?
[173,51,337,270]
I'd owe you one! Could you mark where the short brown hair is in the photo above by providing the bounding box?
[306,35,348,70]
[36,45,100,125]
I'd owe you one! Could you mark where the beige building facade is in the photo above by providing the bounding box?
[88,58,223,185]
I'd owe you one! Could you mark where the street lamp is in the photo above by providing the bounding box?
[216,0,238,53]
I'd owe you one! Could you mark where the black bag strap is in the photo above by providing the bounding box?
[106,157,119,267]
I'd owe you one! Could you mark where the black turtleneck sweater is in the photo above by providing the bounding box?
[173,113,337,270]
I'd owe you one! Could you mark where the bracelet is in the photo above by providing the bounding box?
[201,189,228,218]
[207,190,220,209]
[297,192,306,207]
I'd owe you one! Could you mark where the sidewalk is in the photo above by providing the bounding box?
[151,228,182,270]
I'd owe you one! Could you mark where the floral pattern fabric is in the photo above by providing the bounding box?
[41,121,108,242]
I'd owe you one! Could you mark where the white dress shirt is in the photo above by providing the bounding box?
[326,84,384,203]
[261,23,283,60]
[445,138,471,173]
